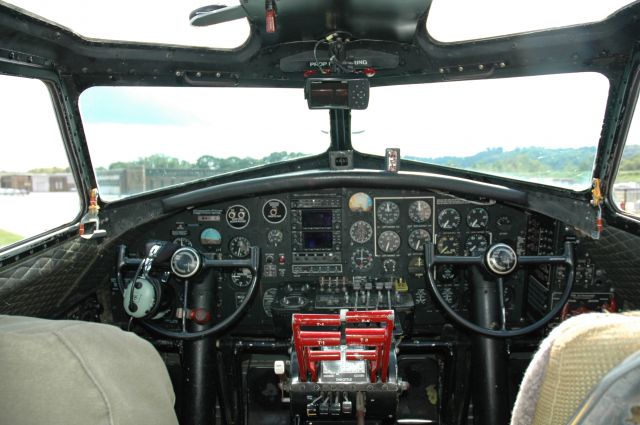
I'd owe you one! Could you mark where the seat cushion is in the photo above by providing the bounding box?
[0,315,179,425]
[511,312,640,425]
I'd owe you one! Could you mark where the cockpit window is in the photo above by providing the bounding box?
[3,0,249,49]
[351,72,609,191]
[427,0,635,42]
[79,87,328,201]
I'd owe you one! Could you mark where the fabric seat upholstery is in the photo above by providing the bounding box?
[511,312,640,425]
[0,315,179,425]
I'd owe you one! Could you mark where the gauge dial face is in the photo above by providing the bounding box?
[486,243,517,275]
[465,233,489,256]
[376,201,400,224]
[496,215,513,231]
[351,248,373,271]
[350,220,373,244]
[262,199,287,224]
[267,229,284,246]
[466,207,489,229]
[378,230,401,253]
[383,258,397,273]
[226,205,250,229]
[231,268,253,287]
[441,286,458,308]
[408,256,426,276]
[348,192,373,212]
[437,208,461,230]
[436,235,460,255]
[173,237,193,247]
[170,247,201,279]
[439,264,456,281]
[200,228,222,249]
[408,228,431,251]
[229,236,251,258]
[408,200,432,223]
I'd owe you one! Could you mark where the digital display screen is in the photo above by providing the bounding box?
[302,210,332,228]
[308,81,349,108]
[303,231,333,250]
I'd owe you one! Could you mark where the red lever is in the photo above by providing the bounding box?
[292,310,394,383]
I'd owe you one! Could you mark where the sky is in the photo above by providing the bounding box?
[0,0,636,173]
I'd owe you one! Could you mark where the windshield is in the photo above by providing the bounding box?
[352,73,609,190]
[79,87,328,201]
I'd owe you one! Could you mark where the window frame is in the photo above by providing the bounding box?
[0,68,86,257]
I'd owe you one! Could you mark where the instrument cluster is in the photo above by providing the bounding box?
[143,188,530,333]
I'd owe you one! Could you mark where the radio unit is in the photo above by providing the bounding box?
[291,197,342,260]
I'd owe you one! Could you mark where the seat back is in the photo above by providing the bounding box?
[0,315,179,425]
[511,312,640,425]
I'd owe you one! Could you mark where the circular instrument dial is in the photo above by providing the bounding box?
[496,215,513,231]
[173,237,193,247]
[437,208,461,230]
[229,236,251,258]
[486,243,518,275]
[441,286,458,308]
[408,228,431,251]
[383,258,397,273]
[262,199,287,224]
[436,235,460,255]
[376,201,400,224]
[351,248,373,271]
[378,230,401,253]
[350,220,373,244]
[226,205,250,229]
[439,264,456,281]
[267,229,284,246]
[466,207,489,229]
[408,200,432,223]
[200,228,222,250]
[465,233,489,256]
[170,247,201,279]
[231,268,253,287]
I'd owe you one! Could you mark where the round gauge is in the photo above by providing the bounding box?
[267,229,284,246]
[170,247,201,279]
[486,243,518,275]
[383,258,397,273]
[173,237,193,247]
[378,230,401,253]
[350,220,373,244]
[231,268,253,287]
[226,205,250,229]
[441,286,458,308]
[437,208,461,230]
[408,228,431,251]
[496,215,513,231]
[200,228,222,249]
[408,200,432,223]
[348,192,373,212]
[376,201,400,224]
[351,248,374,271]
[436,235,460,255]
[262,199,287,224]
[466,207,489,229]
[229,236,251,258]
[465,233,489,256]
[408,256,426,276]
[262,288,278,318]
[439,264,456,281]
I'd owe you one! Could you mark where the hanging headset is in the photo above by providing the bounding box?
[123,243,177,319]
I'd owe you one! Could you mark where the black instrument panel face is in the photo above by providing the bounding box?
[142,188,543,334]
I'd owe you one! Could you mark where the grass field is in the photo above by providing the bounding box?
[0,228,22,248]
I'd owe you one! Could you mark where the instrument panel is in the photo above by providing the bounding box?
[131,187,614,335]
[140,188,525,332]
